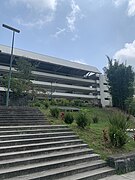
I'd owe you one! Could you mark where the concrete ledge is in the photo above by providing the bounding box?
[107,152,135,174]
[50,106,80,112]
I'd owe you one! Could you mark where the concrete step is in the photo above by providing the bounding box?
[0,116,45,121]
[0,120,48,123]
[0,139,83,153]
[6,160,107,180]
[0,120,47,123]
[0,132,76,140]
[0,144,90,160]
[0,128,72,135]
[0,154,100,179]
[0,122,50,125]
[0,122,50,126]
[0,125,68,131]
[0,114,45,116]
[0,135,78,146]
[59,167,116,180]
[0,149,95,169]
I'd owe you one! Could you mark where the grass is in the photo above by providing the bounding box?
[41,107,135,160]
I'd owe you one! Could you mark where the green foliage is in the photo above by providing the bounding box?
[92,116,99,123]
[60,99,70,106]
[125,98,135,116]
[76,112,88,128]
[2,75,32,97]
[50,99,57,106]
[33,101,42,107]
[74,99,83,107]
[64,112,74,124]
[15,58,34,80]
[108,112,129,147]
[50,108,60,118]
[1,58,34,98]
[42,100,49,109]
[104,56,134,110]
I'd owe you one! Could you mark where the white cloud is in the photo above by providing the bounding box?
[66,0,80,32]
[15,15,54,28]
[113,0,135,17]
[113,0,126,7]
[52,27,66,38]
[9,0,58,28]
[9,0,57,11]
[114,40,135,67]
[128,0,135,16]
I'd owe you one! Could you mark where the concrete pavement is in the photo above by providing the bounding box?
[100,171,135,180]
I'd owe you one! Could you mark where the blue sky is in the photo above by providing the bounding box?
[1,0,135,72]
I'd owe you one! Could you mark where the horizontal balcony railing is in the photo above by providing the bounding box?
[0,65,100,87]
[32,80,97,92]
[50,92,97,99]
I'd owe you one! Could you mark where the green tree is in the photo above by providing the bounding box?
[1,57,34,98]
[104,56,134,110]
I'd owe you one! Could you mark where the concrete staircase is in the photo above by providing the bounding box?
[0,106,115,179]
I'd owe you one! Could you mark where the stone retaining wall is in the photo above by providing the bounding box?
[107,152,135,174]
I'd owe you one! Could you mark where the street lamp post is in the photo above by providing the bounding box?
[2,24,20,107]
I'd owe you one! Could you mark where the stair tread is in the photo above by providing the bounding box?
[0,144,90,158]
[0,128,73,136]
[0,125,68,128]
[0,139,83,150]
[0,135,78,144]
[6,160,107,180]
[0,132,74,138]
[0,149,94,165]
[58,167,115,180]
[0,128,70,131]
[0,154,101,174]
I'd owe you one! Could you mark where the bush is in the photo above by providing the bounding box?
[60,98,69,106]
[108,112,129,147]
[92,116,99,123]
[43,100,49,109]
[50,99,57,106]
[74,100,83,107]
[76,112,88,128]
[50,108,60,118]
[64,112,74,124]
[32,101,42,108]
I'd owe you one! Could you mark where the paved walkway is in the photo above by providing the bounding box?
[101,171,135,179]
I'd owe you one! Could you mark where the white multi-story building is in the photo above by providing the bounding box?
[0,44,111,107]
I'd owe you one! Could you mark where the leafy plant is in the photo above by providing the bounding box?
[43,100,49,109]
[92,116,99,123]
[50,108,60,118]
[76,112,88,128]
[64,112,74,124]
[108,112,129,147]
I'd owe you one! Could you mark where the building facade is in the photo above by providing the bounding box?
[0,44,111,107]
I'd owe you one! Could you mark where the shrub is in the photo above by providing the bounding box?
[50,99,57,106]
[74,100,83,107]
[108,112,129,147]
[64,112,74,124]
[43,100,49,109]
[50,108,60,118]
[92,116,99,123]
[32,101,42,108]
[60,98,69,106]
[76,112,88,128]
